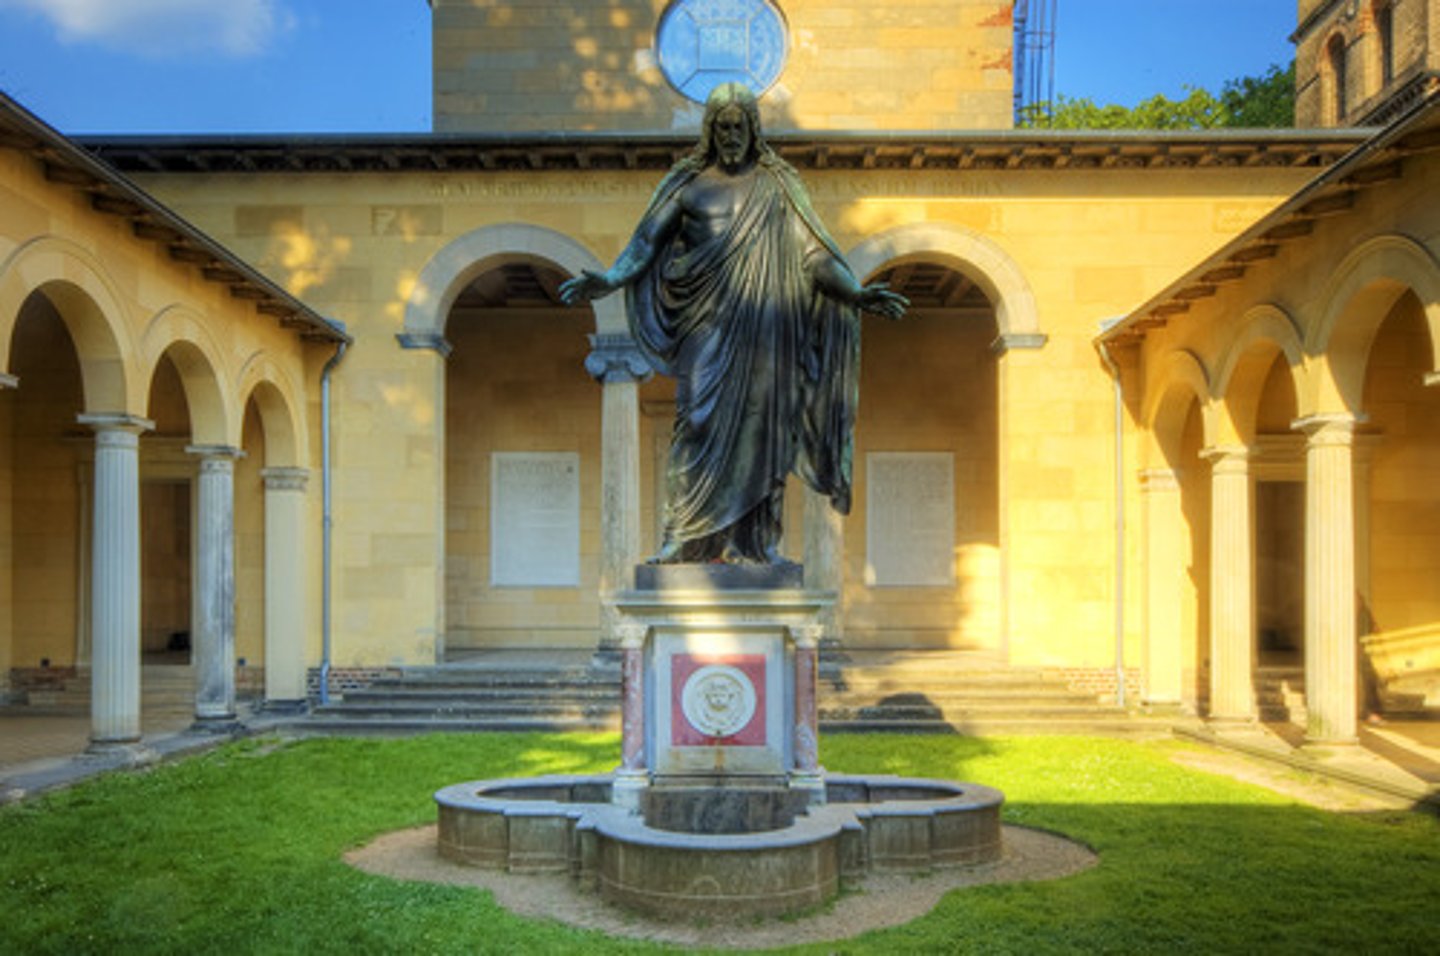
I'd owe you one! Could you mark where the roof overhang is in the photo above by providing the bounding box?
[0,92,348,345]
[1098,92,1440,348]
[75,127,1369,175]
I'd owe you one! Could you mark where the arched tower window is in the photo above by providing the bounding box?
[1327,33,1349,122]
[1374,1,1395,86]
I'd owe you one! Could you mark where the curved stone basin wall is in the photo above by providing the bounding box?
[435,773,1004,919]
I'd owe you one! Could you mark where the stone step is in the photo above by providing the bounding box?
[313,700,620,720]
[291,715,620,735]
[819,716,1170,736]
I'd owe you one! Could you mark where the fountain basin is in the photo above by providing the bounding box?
[435,773,1004,919]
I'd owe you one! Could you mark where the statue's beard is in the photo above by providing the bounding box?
[718,145,749,170]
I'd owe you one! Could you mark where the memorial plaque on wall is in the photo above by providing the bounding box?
[865,452,955,587]
[490,452,580,587]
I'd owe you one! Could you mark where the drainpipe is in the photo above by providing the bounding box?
[1097,328,1127,709]
[319,324,349,706]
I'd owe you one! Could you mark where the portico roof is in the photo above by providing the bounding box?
[1100,93,1440,347]
[0,92,349,345]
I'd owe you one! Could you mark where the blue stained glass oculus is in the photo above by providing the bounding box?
[656,0,789,104]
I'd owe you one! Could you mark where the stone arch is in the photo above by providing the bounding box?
[236,353,306,468]
[0,236,138,413]
[402,223,620,340]
[1306,234,1440,415]
[845,223,1042,344]
[141,305,233,447]
[1143,348,1212,468]
[1212,304,1305,445]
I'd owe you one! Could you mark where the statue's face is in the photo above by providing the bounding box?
[713,104,752,171]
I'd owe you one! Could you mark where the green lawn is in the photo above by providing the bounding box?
[1,733,1435,954]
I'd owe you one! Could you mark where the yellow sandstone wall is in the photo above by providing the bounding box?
[432,0,1015,133]
[135,158,1311,669]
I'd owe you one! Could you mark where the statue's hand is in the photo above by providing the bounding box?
[857,282,909,320]
[558,270,616,305]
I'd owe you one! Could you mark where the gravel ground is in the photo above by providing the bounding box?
[346,824,1097,949]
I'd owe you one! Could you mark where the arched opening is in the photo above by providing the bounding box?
[443,257,600,655]
[1373,1,1395,88]
[4,291,87,692]
[844,259,1000,651]
[142,353,193,669]
[1360,288,1440,712]
[235,397,266,695]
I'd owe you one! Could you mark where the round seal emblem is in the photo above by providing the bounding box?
[680,663,758,738]
[655,0,789,104]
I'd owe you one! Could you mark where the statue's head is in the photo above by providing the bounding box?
[699,82,763,171]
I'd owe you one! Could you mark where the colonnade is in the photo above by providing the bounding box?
[1143,414,1369,747]
[78,416,309,749]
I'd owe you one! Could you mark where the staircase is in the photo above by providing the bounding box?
[1255,666,1308,725]
[294,649,1174,737]
[819,651,1171,736]
[299,653,623,734]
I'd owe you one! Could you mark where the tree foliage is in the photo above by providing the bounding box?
[1023,63,1295,130]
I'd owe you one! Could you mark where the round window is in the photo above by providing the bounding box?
[655,0,789,104]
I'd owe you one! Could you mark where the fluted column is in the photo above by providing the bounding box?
[262,467,309,708]
[1140,468,1184,705]
[803,488,844,643]
[1295,414,1361,746]
[188,445,242,729]
[79,413,152,747]
[586,335,650,649]
[1203,446,1255,723]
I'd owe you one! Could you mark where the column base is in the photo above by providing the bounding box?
[788,769,826,806]
[82,740,156,767]
[188,715,244,735]
[611,769,650,810]
[1204,715,1263,737]
[255,699,309,716]
[1299,737,1362,760]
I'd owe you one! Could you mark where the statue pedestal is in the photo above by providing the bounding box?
[609,573,832,805]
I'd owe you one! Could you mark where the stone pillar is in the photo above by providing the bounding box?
[803,488,844,645]
[1202,446,1255,723]
[613,620,649,808]
[1294,414,1361,746]
[586,335,650,649]
[262,467,310,708]
[1140,468,1184,705]
[78,413,152,748]
[188,445,243,730]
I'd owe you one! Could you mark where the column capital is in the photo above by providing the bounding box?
[1139,467,1181,493]
[790,623,825,649]
[396,331,454,357]
[1199,444,1251,473]
[77,413,154,437]
[1292,412,1365,446]
[990,332,1049,355]
[261,466,310,492]
[0,372,18,389]
[616,621,649,649]
[585,333,652,384]
[186,444,245,461]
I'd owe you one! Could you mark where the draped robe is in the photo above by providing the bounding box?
[628,158,861,562]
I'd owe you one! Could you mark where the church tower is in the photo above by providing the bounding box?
[1294,0,1440,126]
[430,0,1016,133]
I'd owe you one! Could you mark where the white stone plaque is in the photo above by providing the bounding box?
[865,452,955,587]
[490,452,580,587]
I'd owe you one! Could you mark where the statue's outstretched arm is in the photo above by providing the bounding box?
[811,256,909,320]
[559,191,683,305]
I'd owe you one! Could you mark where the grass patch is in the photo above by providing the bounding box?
[0,733,1435,953]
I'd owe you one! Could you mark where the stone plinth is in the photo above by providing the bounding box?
[609,581,832,797]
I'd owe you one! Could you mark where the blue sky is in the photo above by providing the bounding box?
[0,1,1297,134]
